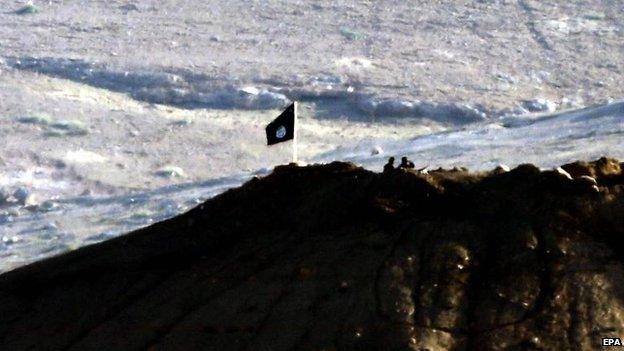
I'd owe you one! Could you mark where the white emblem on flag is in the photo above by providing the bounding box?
[276,125,287,139]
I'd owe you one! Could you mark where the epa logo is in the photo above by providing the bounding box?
[603,338,624,347]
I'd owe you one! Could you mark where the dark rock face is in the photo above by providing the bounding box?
[1,159,623,351]
[562,157,622,181]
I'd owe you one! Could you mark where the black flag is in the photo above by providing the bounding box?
[266,103,295,145]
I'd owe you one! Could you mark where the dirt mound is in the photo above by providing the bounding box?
[1,159,623,350]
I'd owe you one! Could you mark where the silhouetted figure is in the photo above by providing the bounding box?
[399,156,415,169]
[383,157,395,173]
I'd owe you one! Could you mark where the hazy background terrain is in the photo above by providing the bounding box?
[0,0,622,271]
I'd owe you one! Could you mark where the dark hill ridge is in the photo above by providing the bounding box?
[1,158,624,351]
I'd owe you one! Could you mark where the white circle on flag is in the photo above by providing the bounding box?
[276,125,287,139]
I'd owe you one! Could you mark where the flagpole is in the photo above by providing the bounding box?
[293,101,298,163]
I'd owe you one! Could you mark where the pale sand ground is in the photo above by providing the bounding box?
[2,0,622,110]
[0,1,622,270]
[0,0,622,200]
[1,0,622,199]
[0,68,442,199]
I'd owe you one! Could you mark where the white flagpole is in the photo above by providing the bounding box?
[293,101,298,163]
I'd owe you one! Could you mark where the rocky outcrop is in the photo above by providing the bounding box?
[1,159,623,350]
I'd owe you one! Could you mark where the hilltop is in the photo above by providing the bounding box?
[0,158,623,350]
